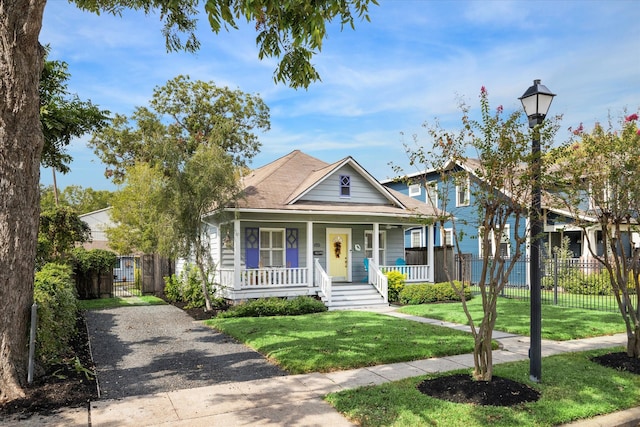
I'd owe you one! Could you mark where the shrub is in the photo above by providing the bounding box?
[399,281,472,305]
[34,263,79,366]
[163,264,224,309]
[217,296,327,318]
[182,266,206,309]
[163,274,182,302]
[72,247,117,299]
[385,270,406,302]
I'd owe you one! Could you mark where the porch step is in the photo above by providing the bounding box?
[320,283,389,310]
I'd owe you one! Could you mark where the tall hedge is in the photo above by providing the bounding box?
[33,263,79,366]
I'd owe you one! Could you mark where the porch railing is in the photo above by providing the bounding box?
[219,267,309,288]
[368,259,388,303]
[380,264,431,283]
[314,259,332,304]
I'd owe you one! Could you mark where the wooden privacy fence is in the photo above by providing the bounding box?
[79,253,173,299]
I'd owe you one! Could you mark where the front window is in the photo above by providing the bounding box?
[260,229,285,267]
[411,230,422,248]
[588,182,611,210]
[479,225,510,258]
[456,175,470,207]
[441,228,453,247]
[408,183,421,197]
[340,175,351,197]
[426,181,438,209]
[364,230,386,263]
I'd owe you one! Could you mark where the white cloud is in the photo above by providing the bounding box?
[39,0,640,190]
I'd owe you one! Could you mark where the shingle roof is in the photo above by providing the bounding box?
[232,150,440,218]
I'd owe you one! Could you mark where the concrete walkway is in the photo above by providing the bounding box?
[16,306,634,427]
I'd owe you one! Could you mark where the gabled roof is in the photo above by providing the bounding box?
[382,157,591,218]
[231,150,440,218]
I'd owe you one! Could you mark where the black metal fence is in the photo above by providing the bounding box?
[454,254,621,313]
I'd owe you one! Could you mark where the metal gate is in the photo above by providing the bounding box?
[113,255,140,297]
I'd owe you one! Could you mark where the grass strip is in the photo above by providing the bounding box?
[78,295,166,310]
[398,297,624,340]
[207,310,481,374]
[326,347,640,427]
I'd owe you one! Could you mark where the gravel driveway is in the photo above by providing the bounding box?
[86,305,287,399]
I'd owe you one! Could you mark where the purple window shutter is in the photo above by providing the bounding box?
[286,228,298,268]
[245,227,259,268]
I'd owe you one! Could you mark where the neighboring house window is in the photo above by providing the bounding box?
[411,230,422,248]
[479,225,510,258]
[441,228,453,247]
[426,181,438,209]
[340,175,351,197]
[408,183,421,197]
[588,182,611,210]
[260,228,285,267]
[456,175,470,207]
[364,230,386,264]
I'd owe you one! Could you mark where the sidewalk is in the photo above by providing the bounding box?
[16,307,632,427]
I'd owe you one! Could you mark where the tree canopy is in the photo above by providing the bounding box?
[40,184,113,214]
[99,76,261,310]
[90,75,270,183]
[73,0,378,88]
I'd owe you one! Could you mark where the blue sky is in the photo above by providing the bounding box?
[40,0,639,191]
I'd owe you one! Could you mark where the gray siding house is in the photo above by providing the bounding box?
[193,150,441,309]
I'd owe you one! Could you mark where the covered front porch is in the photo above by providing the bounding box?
[211,217,434,307]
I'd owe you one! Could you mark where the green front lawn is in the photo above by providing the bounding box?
[398,297,625,340]
[78,295,166,310]
[207,310,484,374]
[326,347,640,427]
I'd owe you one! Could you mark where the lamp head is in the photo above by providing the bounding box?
[519,79,556,128]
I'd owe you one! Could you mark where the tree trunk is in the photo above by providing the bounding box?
[627,326,640,358]
[0,0,46,402]
[194,247,213,312]
[473,325,494,381]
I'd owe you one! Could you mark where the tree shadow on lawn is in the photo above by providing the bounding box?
[212,311,482,374]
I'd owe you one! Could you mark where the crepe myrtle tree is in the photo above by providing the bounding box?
[395,87,560,381]
[558,112,640,357]
[0,0,378,402]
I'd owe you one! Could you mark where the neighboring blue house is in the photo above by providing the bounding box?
[381,158,610,286]
[382,158,528,258]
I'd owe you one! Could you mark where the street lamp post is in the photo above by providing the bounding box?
[519,79,555,383]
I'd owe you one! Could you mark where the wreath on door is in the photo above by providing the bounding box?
[333,236,343,258]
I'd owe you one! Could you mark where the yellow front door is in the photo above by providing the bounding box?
[327,228,351,281]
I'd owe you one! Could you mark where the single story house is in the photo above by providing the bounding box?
[194,150,441,309]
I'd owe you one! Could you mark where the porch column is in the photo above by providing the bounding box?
[373,223,380,265]
[233,219,241,290]
[427,224,435,282]
[307,221,314,287]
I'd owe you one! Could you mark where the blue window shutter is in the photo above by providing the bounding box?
[245,227,259,268]
[286,228,298,268]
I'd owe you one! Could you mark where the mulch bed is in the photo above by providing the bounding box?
[417,373,540,406]
[416,351,640,407]
[0,313,97,419]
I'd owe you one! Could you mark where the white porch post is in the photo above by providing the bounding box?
[427,224,435,282]
[373,222,380,265]
[307,221,314,287]
[233,219,241,290]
